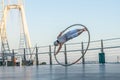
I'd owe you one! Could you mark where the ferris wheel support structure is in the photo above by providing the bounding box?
[0,0,32,63]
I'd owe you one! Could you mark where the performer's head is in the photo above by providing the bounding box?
[54,40,59,46]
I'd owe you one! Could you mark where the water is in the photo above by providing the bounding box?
[0,64,120,80]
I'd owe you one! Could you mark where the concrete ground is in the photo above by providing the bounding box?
[0,64,120,80]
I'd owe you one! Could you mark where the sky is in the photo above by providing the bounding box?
[5,0,120,49]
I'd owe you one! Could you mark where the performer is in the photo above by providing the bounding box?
[54,28,87,55]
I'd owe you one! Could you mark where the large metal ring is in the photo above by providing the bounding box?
[54,24,90,66]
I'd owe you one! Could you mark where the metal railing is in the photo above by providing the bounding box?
[0,37,120,66]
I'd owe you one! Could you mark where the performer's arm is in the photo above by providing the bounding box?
[57,31,63,39]
[55,43,63,55]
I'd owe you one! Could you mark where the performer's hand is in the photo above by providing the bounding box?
[83,27,87,31]
[61,30,64,33]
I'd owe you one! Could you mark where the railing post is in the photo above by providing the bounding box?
[64,44,68,65]
[36,47,39,65]
[101,39,104,53]
[99,40,105,64]
[117,56,119,63]
[49,45,52,65]
[12,49,15,66]
[81,42,85,64]
[2,52,5,66]
[23,48,26,65]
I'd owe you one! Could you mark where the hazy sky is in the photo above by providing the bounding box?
[6,0,120,48]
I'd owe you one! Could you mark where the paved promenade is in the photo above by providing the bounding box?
[0,64,120,80]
